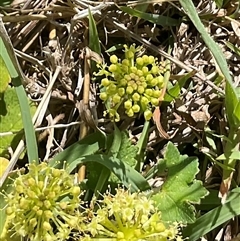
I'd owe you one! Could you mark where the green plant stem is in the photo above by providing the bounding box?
[135,120,150,172]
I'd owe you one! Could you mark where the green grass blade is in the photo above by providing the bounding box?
[120,6,180,27]
[88,8,101,54]
[66,154,150,192]
[182,193,240,240]
[0,22,38,163]
[179,0,239,128]
[49,132,106,167]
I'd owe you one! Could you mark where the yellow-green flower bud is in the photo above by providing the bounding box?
[124,100,132,110]
[146,74,153,82]
[139,76,145,82]
[118,88,125,96]
[149,55,155,64]
[153,89,161,98]
[142,55,149,63]
[150,78,158,86]
[136,57,144,66]
[119,78,127,86]
[125,50,134,59]
[136,69,143,76]
[132,83,138,90]
[142,66,149,75]
[101,78,110,87]
[106,84,117,94]
[6,207,13,215]
[141,96,149,106]
[151,66,160,75]
[151,97,159,106]
[27,177,36,186]
[126,108,134,117]
[137,86,145,94]
[110,55,118,64]
[29,218,37,228]
[132,93,140,102]
[124,74,131,81]
[144,110,153,120]
[44,200,51,209]
[113,94,121,104]
[130,73,136,80]
[156,75,164,84]
[130,66,137,73]
[72,186,80,195]
[43,221,52,231]
[16,184,24,193]
[121,65,128,73]
[109,64,118,72]
[44,210,53,219]
[100,92,108,101]
[132,104,140,113]
[145,89,153,96]
[126,86,134,94]
[122,59,130,66]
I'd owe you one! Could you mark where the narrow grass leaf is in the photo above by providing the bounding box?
[49,132,106,167]
[88,8,101,54]
[66,154,150,192]
[182,194,240,241]
[120,6,180,27]
[225,41,240,57]
[179,0,239,129]
[164,70,196,102]
[0,37,38,163]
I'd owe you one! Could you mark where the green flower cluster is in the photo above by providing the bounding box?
[3,162,84,241]
[97,44,165,122]
[83,188,183,241]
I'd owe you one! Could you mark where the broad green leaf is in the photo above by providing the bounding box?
[0,87,36,157]
[178,0,239,129]
[65,154,150,192]
[117,131,138,167]
[49,132,106,168]
[152,142,208,223]
[120,6,180,27]
[0,55,10,93]
[110,131,138,183]
[182,191,240,241]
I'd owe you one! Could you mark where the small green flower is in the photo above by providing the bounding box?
[3,162,85,241]
[86,188,183,241]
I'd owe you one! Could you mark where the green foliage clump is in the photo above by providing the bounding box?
[97,44,165,121]
[83,188,183,241]
[2,162,85,241]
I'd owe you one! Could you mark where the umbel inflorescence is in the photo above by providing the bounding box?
[3,162,84,241]
[84,188,183,241]
[97,44,165,122]
[2,164,183,241]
